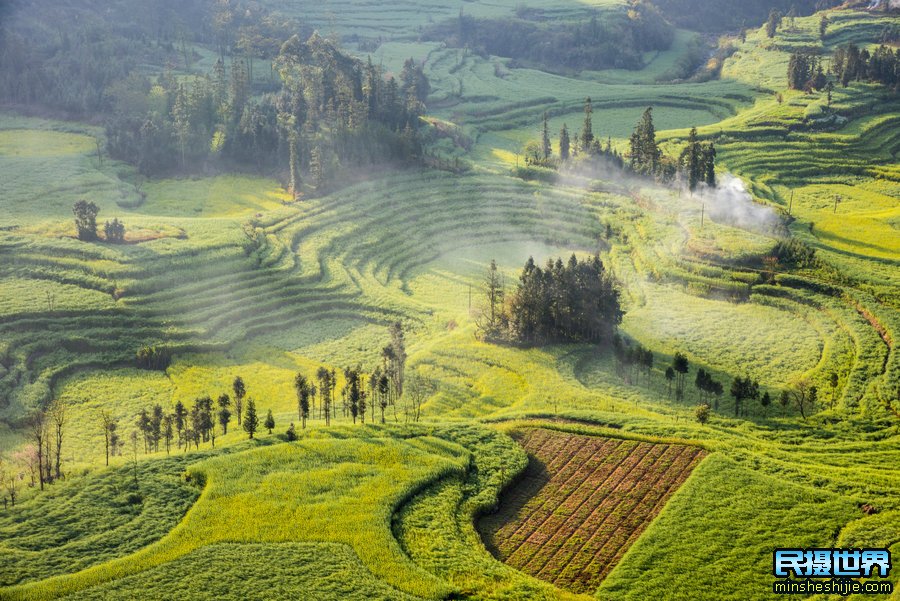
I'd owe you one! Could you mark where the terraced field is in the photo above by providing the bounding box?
[479,428,706,594]
[1,2,899,600]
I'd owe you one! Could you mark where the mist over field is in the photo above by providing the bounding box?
[703,175,781,231]
[0,0,898,599]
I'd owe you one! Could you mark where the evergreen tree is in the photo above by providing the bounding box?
[378,373,390,424]
[478,259,505,337]
[233,376,246,425]
[162,414,173,455]
[309,144,325,192]
[212,57,228,111]
[580,97,594,152]
[286,422,298,441]
[679,127,704,192]
[541,112,552,160]
[172,84,190,169]
[702,143,717,187]
[264,409,275,434]
[629,107,660,176]
[345,367,362,424]
[388,321,407,400]
[779,389,790,416]
[559,124,570,161]
[766,10,782,39]
[243,398,259,439]
[173,401,187,449]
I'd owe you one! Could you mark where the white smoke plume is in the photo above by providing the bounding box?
[698,175,781,233]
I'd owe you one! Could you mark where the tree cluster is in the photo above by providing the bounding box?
[532,98,626,172]
[0,2,429,193]
[136,346,173,371]
[73,201,127,244]
[0,0,300,115]
[12,399,68,499]
[772,238,818,268]
[832,44,899,90]
[478,254,623,345]
[678,127,716,191]
[787,52,828,92]
[534,105,715,191]
[695,368,725,409]
[423,2,674,73]
[730,375,761,417]
[106,34,428,193]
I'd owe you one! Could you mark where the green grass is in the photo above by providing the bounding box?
[597,454,859,601]
[63,543,422,601]
[139,176,291,218]
[2,429,468,600]
[0,3,899,600]
[0,454,199,587]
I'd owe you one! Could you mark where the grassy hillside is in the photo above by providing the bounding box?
[0,1,898,600]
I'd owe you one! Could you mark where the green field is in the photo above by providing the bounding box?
[0,1,899,600]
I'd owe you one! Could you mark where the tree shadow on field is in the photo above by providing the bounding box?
[476,453,550,560]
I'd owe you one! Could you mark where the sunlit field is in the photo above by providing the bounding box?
[0,1,898,600]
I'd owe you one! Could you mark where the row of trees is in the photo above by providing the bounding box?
[786,44,899,94]
[127,392,264,458]
[526,102,717,191]
[831,44,899,90]
[609,337,833,422]
[528,100,627,170]
[787,52,829,92]
[107,323,423,460]
[477,255,623,345]
[0,399,68,508]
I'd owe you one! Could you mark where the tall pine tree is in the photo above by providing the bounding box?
[679,127,704,192]
[559,124,570,161]
[580,97,594,153]
[541,112,551,160]
[629,107,660,176]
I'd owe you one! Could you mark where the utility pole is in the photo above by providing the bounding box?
[468,284,472,312]
[788,190,793,216]
[700,203,705,229]
[833,195,840,214]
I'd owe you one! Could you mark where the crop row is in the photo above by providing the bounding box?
[482,429,706,594]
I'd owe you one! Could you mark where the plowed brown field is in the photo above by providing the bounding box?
[479,428,706,594]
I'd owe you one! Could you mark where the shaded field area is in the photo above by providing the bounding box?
[478,428,705,594]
